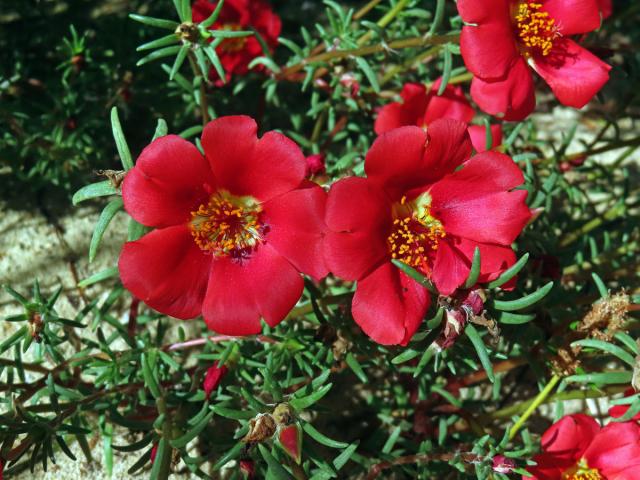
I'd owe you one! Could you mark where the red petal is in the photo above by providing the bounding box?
[430,152,530,246]
[470,57,536,121]
[279,425,302,464]
[457,0,511,23]
[202,116,306,201]
[423,82,475,125]
[365,126,429,196]
[374,83,428,135]
[431,239,473,295]
[532,39,611,109]
[203,362,228,399]
[459,13,519,80]
[352,262,430,345]
[598,0,612,18]
[421,118,473,183]
[541,414,600,459]
[541,0,602,35]
[325,178,390,281]
[263,184,328,281]
[122,135,214,228]
[584,421,640,477]
[468,124,503,152]
[119,225,211,319]
[454,238,517,285]
[202,245,303,335]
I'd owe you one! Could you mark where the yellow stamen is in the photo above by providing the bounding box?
[190,190,264,258]
[562,459,603,480]
[515,2,559,57]
[219,23,247,53]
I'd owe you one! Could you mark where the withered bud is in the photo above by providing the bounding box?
[272,403,294,426]
[28,312,43,343]
[175,23,200,43]
[243,413,276,444]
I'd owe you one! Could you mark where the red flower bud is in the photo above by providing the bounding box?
[240,459,255,478]
[339,73,360,97]
[203,362,228,400]
[278,424,302,464]
[492,454,515,474]
[150,443,158,464]
[305,154,326,177]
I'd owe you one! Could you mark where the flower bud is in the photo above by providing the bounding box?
[150,443,158,464]
[203,362,228,400]
[278,423,302,464]
[492,454,515,474]
[305,154,326,177]
[240,459,255,479]
[436,309,467,350]
[273,403,295,426]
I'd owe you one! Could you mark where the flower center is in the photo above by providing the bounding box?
[189,190,266,258]
[562,460,604,480]
[514,1,559,56]
[219,23,247,53]
[387,194,445,273]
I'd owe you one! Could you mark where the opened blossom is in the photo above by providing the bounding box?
[192,0,281,83]
[118,116,327,336]
[526,413,640,479]
[324,119,530,345]
[458,0,612,120]
[374,81,502,152]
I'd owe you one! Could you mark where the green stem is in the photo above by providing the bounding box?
[508,375,561,440]
[187,52,210,125]
[357,0,410,46]
[559,201,626,248]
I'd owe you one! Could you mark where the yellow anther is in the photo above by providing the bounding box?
[515,2,558,56]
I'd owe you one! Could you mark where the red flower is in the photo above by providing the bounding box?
[324,120,530,345]
[598,0,612,19]
[609,389,640,421]
[118,116,327,336]
[458,0,612,120]
[203,361,228,399]
[192,0,281,83]
[526,414,640,479]
[374,81,502,152]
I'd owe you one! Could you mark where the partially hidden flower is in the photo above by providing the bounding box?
[458,0,612,120]
[240,459,255,479]
[436,289,486,350]
[608,388,640,422]
[526,413,640,479]
[278,424,302,464]
[374,81,502,152]
[192,0,281,84]
[203,361,228,399]
[118,116,328,336]
[324,120,530,345]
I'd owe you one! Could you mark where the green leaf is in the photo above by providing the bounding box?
[170,44,189,80]
[391,259,436,293]
[173,0,192,22]
[112,434,154,452]
[493,281,553,311]
[290,383,332,410]
[465,324,495,383]
[200,0,225,28]
[248,56,282,74]
[89,198,123,263]
[212,441,244,470]
[152,119,168,141]
[258,444,295,480]
[498,312,536,325]
[110,107,133,170]
[613,398,640,422]
[464,247,481,288]
[437,46,452,96]
[141,352,162,398]
[591,273,609,298]
[614,332,639,354]
[72,180,117,205]
[427,0,445,35]
[391,349,420,365]
[354,57,379,93]
[136,45,183,67]
[333,442,358,470]
[129,14,179,30]
[210,29,253,39]
[302,422,348,449]
[203,46,226,81]
[483,117,493,151]
[149,437,170,480]
[0,326,28,354]
[171,411,214,448]
[345,352,368,383]
[565,371,633,385]
[487,253,529,288]
[211,405,255,420]
[77,266,118,288]
[137,33,179,51]
[571,339,636,367]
